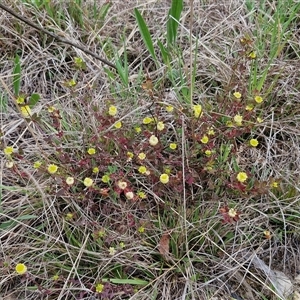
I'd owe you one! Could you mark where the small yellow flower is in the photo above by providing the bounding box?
[66,177,74,185]
[138,226,145,233]
[48,164,58,174]
[117,181,127,190]
[248,51,256,59]
[101,174,110,183]
[138,166,147,174]
[160,173,169,184]
[264,230,271,239]
[15,263,27,275]
[205,150,212,156]
[125,191,134,200]
[65,213,74,220]
[233,114,243,126]
[83,177,93,187]
[245,104,254,111]
[47,106,56,113]
[200,135,209,144]
[138,152,146,160]
[236,172,248,183]
[257,117,263,123]
[226,121,234,127]
[6,161,14,168]
[108,105,117,116]
[135,126,142,133]
[165,105,174,112]
[16,96,25,104]
[228,208,237,218]
[193,104,202,118]
[169,143,177,150]
[20,105,31,118]
[114,121,122,129]
[52,274,60,281]
[93,167,99,173]
[119,242,125,248]
[127,152,134,160]
[249,139,259,147]
[149,135,158,146]
[233,92,242,99]
[109,247,116,256]
[142,117,153,124]
[33,161,42,169]
[254,95,263,103]
[4,146,14,156]
[271,181,278,188]
[96,283,104,293]
[137,191,147,199]
[67,79,76,87]
[157,121,165,131]
[87,148,96,155]
[207,128,215,135]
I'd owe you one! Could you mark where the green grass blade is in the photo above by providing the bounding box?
[13,54,21,96]
[134,8,157,62]
[166,0,183,46]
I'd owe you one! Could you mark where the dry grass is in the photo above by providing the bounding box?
[0,0,300,299]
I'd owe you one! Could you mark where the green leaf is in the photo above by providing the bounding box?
[13,54,21,96]
[157,40,170,65]
[98,2,111,22]
[134,8,157,62]
[28,93,40,108]
[102,278,148,285]
[167,0,183,46]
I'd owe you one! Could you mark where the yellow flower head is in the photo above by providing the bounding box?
[157,121,165,131]
[16,96,25,104]
[47,164,58,174]
[137,191,147,199]
[142,117,153,124]
[20,105,31,118]
[15,263,27,275]
[101,174,110,183]
[114,121,122,129]
[233,114,243,126]
[205,150,212,156]
[149,135,158,146]
[228,208,238,218]
[138,166,147,174]
[254,95,263,103]
[138,152,146,160]
[93,167,99,173]
[160,173,169,184]
[117,181,127,190]
[248,51,256,59]
[200,135,209,144]
[138,226,145,233]
[83,177,93,187]
[257,117,263,123]
[245,104,254,111]
[271,181,278,188]
[4,146,14,156]
[236,172,248,183]
[135,126,142,133]
[66,177,74,185]
[109,247,116,256]
[249,138,259,147]
[108,105,117,116]
[33,161,42,169]
[125,191,134,200]
[96,283,104,293]
[169,143,177,150]
[165,105,174,112]
[207,128,215,136]
[193,104,202,118]
[87,148,96,155]
[233,92,242,99]
[47,106,56,113]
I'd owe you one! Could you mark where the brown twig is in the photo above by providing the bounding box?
[0,3,117,69]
